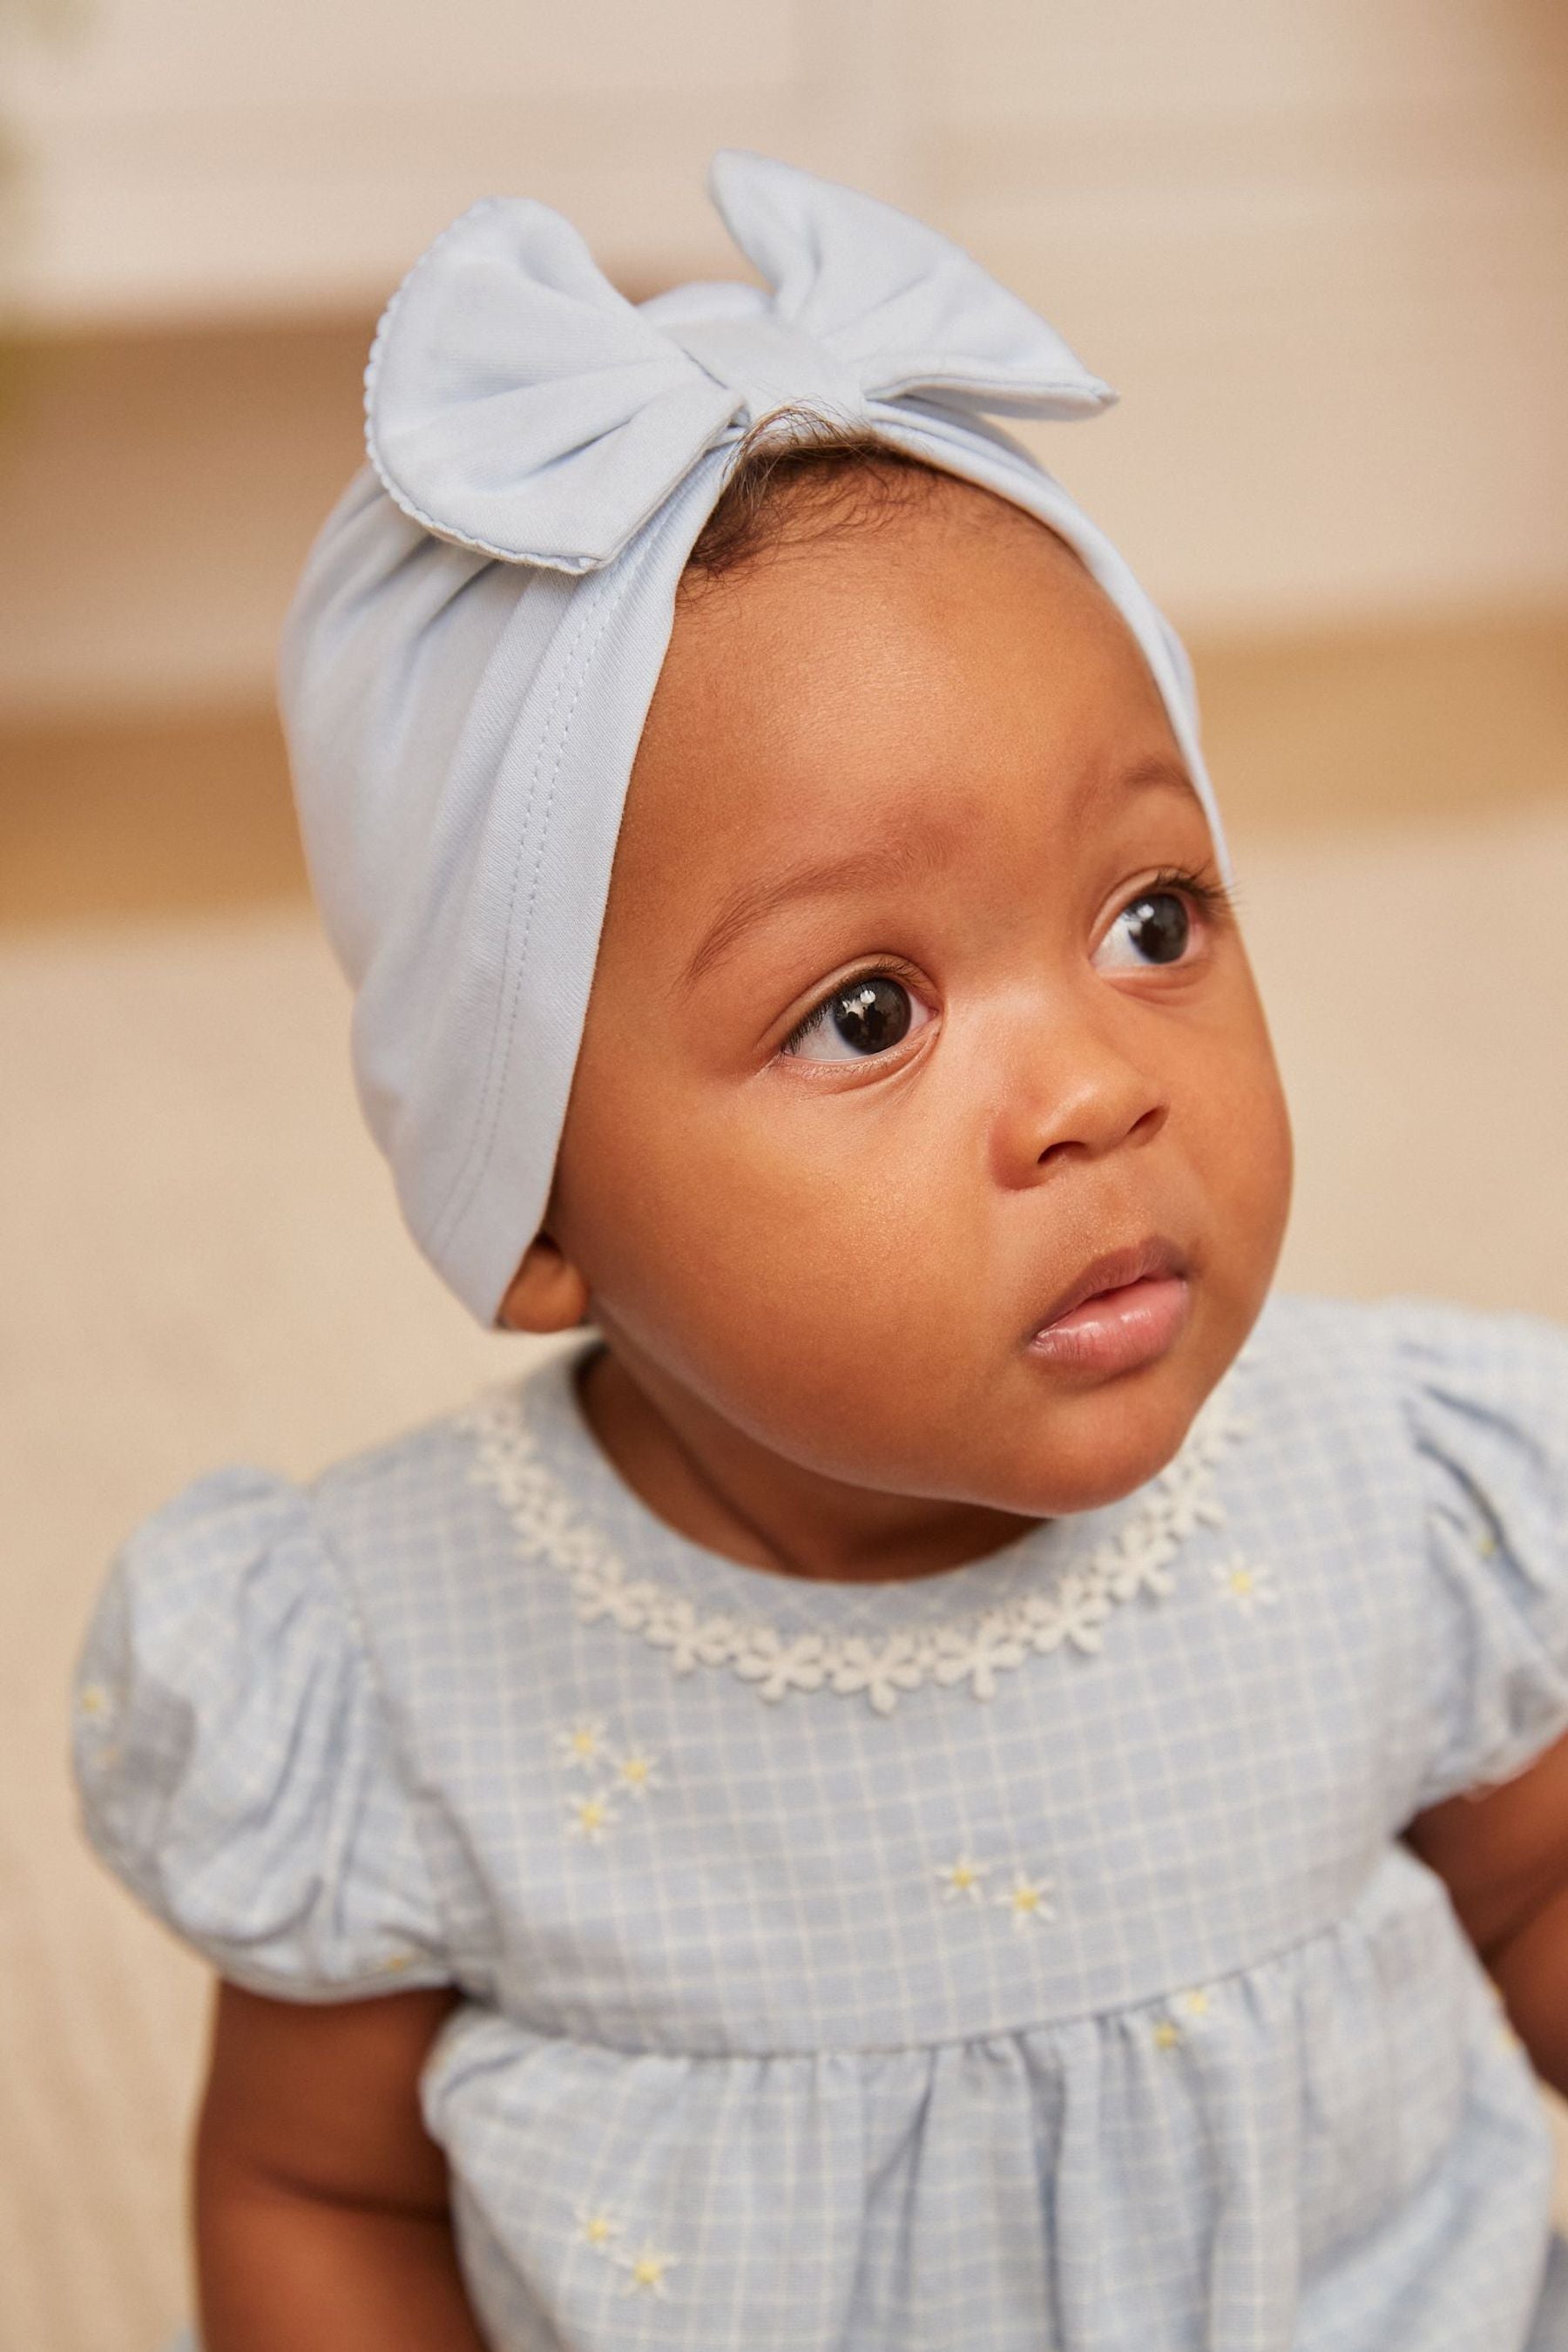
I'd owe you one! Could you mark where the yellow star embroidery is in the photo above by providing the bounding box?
[1179,1987,1211,2017]
[936,1855,989,1904]
[77,1684,112,1720]
[556,1716,607,1769]
[615,1751,661,1799]
[566,1793,618,1843]
[619,2240,678,2296]
[578,2207,618,2248]
[996,1872,1056,1930]
[1152,2019,1182,2051]
[1209,1556,1279,1619]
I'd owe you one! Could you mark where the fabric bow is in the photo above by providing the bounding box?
[365,149,1114,573]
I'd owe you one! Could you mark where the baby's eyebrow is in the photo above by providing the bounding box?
[680,754,1204,988]
[683,835,954,988]
[1109,754,1206,812]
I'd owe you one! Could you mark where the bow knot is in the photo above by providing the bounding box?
[364,150,1113,576]
[666,313,868,433]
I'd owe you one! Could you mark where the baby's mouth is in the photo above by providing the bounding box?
[1025,1239,1192,1375]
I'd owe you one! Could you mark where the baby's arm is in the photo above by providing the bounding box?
[195,1981,490,2351]
[1407,1727,1568,2094]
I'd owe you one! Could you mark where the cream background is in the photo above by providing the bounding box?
[2,0,1566,720]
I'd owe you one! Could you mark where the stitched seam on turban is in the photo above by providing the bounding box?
[428,517,674,1267]
[422,587,610,1260]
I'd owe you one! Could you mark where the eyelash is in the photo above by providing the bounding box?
[1137,863,1235,926]
[776,864,1233,1058]
[779,955,927,1058]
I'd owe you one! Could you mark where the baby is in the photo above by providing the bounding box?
[74,153,1568,2351]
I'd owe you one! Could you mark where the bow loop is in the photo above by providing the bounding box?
[708,151,1113,421]
[366,197,741,571]
[365,156,1115,575]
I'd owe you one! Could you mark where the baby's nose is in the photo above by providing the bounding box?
[990,1027,1170,1189]
[1035,1095,1169,1172]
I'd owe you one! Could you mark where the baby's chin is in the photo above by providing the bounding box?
[950,1389,1209,1521]
[1005,1348,1237,1513]
[767,1356,1218,1527]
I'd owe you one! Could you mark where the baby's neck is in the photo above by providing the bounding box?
[575,1342,1043,1584]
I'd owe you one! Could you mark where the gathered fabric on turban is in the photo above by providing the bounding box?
[279,149,1227,1325]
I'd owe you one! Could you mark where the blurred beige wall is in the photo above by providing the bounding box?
[2,0,1565,722]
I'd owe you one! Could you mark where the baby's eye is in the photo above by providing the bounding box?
[781,974,931,1063]
[1093,888,1193,973]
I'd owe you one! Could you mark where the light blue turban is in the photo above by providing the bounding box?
[280,150,1227,1325]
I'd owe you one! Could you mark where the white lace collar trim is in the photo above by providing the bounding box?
[465,1366,1247,1714]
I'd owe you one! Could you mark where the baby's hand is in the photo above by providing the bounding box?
[195,1980,490,2350]
[1408,1727,1568,2093]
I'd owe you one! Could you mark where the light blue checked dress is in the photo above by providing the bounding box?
[75,1294,1568,2351]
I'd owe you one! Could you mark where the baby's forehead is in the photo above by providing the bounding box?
[616,509,1207,969]
[645,476,1182,815]
[669,467,1158,723]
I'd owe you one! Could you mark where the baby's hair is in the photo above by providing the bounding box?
[682,408,943,588]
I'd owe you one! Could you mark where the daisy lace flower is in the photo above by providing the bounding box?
[828,1632,926,1711]
[466,1373,1247,1714]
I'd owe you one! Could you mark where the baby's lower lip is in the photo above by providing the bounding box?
[1025,1274,1191,1375]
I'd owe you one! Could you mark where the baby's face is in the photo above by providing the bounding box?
[544,478,1292,1516]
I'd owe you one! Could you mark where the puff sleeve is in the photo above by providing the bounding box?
[1400,1301,1568,1812]
[71,1467,450,1999]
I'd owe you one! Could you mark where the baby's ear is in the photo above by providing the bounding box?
[497,1233,591,1334]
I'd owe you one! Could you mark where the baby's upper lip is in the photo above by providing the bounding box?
[1031,1236,1190,1335]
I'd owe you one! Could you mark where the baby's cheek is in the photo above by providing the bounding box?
[700,1148,965,1371]
[1174,983,1291,1270]
[1222,1060,1294,1288]
[591,1115,983,1470]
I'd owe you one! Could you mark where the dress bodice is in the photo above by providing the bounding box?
[73,1294,1568,2349]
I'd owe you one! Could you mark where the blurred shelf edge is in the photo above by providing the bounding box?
[2,230,1566,727]
[0,705,309,925]
[3,610,1565,929]
[0,288,1563,934]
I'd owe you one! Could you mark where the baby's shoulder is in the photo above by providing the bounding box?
[302,1359,572,1628]
[1220,1291,1568,1815]
[307,1386,491,1541]
[1240,1288,1568,1469]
